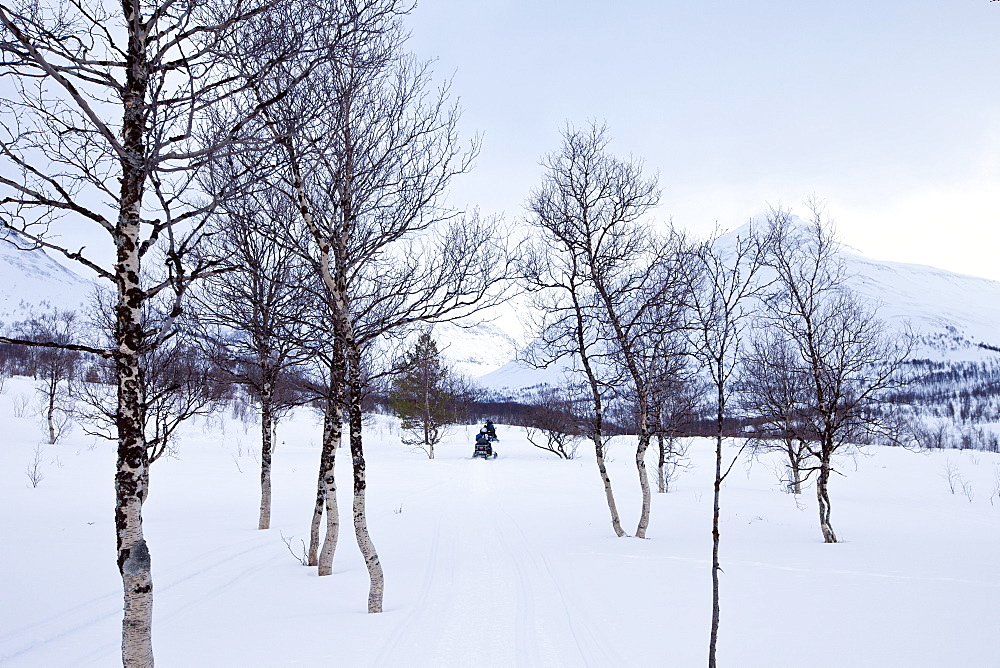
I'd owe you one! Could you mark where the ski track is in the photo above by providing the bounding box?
[376,456,627,668]
[373,517,448,664]
[0,535,276,666]
[380,457,528,666]
[0,593,121,666]
[155,543,280,622]
[498,507,625,667]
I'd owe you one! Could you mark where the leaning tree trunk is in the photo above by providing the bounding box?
[593,433,625,537]
[572,294,625,538]
[588,391,624,537]
[314,390,343,575]
[346,349,384,612]
[816,454,838,543]
[258,377,275,530]
[308,396,339,566]
[634,415,653,538]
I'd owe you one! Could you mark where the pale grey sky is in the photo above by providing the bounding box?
[406,1,1000,280]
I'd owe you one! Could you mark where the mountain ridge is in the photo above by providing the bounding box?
[2,227,997,395]
[469,222,1000,398]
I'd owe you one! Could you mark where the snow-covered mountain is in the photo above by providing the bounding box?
[2,225,998,395]
[845,252,1000,358]
[425,296,532,378]
[0,233,93,325]
[466,221,1000,399]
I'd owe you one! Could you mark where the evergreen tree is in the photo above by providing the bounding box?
[389,332,458,459]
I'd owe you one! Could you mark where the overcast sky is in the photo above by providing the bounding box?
[405,1,1000,280]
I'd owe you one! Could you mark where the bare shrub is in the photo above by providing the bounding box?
[25,444,44,488]
[524,386,584,460]
[280,532,309,566]
[941,458,973,500]
[12,393,30,418]
[942,459,960,494]
[655,435,690,493]
[960,477,974,503]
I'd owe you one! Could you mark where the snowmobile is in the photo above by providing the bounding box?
[472,432,498,459]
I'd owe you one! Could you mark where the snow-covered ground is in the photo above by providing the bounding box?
[1,375,998,667]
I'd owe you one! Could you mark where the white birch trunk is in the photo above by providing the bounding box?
[116,24,155,655]
[817,455,838,543]
[634,428,653,539]
[258,383,274,530]
[317,391,343,576]
[115,214,154,667]
[347,356,384,612]
[46,381,57,444]
[594,435,625,537]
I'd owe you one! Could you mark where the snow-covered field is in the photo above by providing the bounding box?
[1,375,998,667]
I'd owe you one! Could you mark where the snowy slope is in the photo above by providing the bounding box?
[1,375,998,666]
[2,222,999,388]
[401,297,531,378]
[845,252,1000,357]
[432,319,520,378]
[0,234,93,325]
[477,222,1000,397]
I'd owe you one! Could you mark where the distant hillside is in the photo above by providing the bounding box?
[844,252,1000,360]
[470,220,1000,400]
[3,223,999,438]
[0,233,93,325]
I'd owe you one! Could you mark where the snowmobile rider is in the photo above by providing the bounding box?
[475,428,497,457]
[483,419,498,440]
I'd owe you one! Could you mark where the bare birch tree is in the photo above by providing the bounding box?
[520,265,625,535]
[524,385,585,460]
[11,308,80,443]
[521,201,626,537]
[685,224,769,668]
[524,122,691,538]
[193,192,313,529]
[0,0,347,660]
[763,204,912,543]
[245,2,509,611]
[739,333,813,494]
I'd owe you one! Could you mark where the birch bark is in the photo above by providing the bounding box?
[817,455,838,543]
[258,380,275,530]
[316,393,343,575]
[346,345,384,611]
[115,12,155,662]
[656,433,667,494]
[571,287,625,538]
